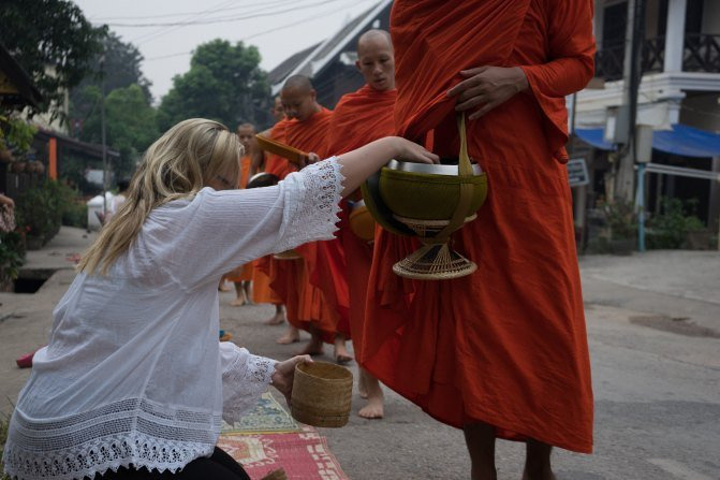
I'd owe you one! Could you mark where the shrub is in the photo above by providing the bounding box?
[646,198,705,249]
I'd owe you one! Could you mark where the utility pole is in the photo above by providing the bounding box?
[100,50,108,218]
[613,0,646,203]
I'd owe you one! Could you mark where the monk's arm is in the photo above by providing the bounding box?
[520,0,595,98]
[336,137,438,197]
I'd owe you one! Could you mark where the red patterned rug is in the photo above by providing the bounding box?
[218,427,349,480]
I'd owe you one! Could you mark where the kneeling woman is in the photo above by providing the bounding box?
[3,118,437,480]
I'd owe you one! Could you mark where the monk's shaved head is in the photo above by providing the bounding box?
[356,29,395,91]
[236,123,256,151]
[283,75,314,95]
[357,29,393,54]
[281,75,320,122]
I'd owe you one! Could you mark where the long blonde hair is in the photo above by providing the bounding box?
[78,118,243,275]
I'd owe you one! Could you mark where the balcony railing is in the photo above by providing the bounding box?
[594,34,720,81]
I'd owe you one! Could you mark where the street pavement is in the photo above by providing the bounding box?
[1,227,718,480]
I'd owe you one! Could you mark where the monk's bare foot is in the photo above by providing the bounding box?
[230,298,247,307]
[358,395,384,419]
[276,327,300,345]
[333,337,352,364]
[264,313,285,325]
[218,282,231,292]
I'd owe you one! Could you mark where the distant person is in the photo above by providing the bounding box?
[2,117,438,480]
[104,178,130,225]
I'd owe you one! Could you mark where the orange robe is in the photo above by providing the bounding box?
[225,156,254,282]
[254,121,289,305]
[326,85,397,359]
[361,0,595,453]
[268,108,343,343]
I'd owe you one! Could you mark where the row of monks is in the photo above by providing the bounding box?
[224,0,596,473]
[226,29,396,420]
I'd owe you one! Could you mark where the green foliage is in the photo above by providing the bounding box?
[0,115,38,157]
[0,230,26,286]
[62,199,88,229]
[69,31,153,111]
[0,0,107,121]
[0,410,9,480]
[602,199,637,240]
[646,197,706,249]
[15,180,78,244]
[158,39,270,131]
[79,84,158,178]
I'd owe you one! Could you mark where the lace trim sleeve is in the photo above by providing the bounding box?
[220,342,276,424]
[273,158,344,253]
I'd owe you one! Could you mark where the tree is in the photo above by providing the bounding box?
[70,31,153,130]
[0,0,106,121]
[80,84,159,178]
[158,39,270,131]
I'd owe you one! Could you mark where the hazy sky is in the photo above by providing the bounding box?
[72,0,382,103]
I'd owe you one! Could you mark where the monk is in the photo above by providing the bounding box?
[269,75,349,360]
[223,123,257,306]
[326,29,397,419]
[360,2,595,479]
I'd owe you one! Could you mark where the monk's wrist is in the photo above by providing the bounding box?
[512,67,529,93]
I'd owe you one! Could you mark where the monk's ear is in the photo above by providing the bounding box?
[355,59,361,71]
[310,89,317,102]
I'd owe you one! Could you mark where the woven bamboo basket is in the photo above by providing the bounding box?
[291,362,353,428]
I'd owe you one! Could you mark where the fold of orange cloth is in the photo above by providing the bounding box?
[360,0,595,454]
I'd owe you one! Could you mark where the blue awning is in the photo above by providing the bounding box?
[652,124,720,158]
[575,124,720,157]
[575,128,616,151]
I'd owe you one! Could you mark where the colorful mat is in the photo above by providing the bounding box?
[221,393,301,435]
[218,428,348,480]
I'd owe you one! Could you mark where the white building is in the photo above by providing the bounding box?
[574,0,720,236]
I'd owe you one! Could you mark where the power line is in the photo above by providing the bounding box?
[107,0,355,27]
[143,0,376,62]
[89,0,298,21]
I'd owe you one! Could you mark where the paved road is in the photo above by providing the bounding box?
[1,228,718,479]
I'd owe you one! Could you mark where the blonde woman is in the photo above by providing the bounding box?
[3,118,438,480]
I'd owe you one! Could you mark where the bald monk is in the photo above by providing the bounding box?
[271,75,349,359]
[326,29,396,419]
[360,2,595,479]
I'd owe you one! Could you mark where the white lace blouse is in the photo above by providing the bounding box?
[3,159,344,480]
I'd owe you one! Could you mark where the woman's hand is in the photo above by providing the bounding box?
[271,355,313,406]
[391,137,439,165]
[447,66,529,120]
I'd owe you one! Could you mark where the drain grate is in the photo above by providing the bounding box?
[629,315,720,338]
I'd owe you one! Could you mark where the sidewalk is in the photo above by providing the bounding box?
[1,227,719,479]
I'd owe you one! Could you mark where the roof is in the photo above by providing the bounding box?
[0,42,43,109]
[36,128,121,160]
[268,43,320,86]
[270,0,393,94]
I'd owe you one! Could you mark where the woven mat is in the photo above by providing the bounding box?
[219,427,348,480]
[221,393,301,435]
